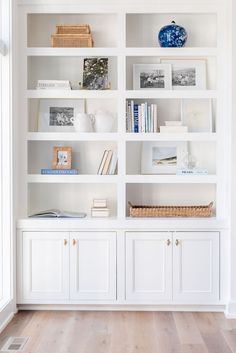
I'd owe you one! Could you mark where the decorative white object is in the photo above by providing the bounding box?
[94,110,114,132]
[161,59,206,90]
[38,99,85,132]
[141,141,187,174]
[181,99,213,132]
[72,113,95,132]
[133,64,172,90]
[165,121,182,126]
[160,126,188,133]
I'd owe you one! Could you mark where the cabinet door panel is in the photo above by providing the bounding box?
[22,232,69,301]
[173,232,219,303]
[126,232,172,302]
[70,232,116,301]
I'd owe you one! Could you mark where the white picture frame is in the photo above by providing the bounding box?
[133,64,172,90]
[161,59,206,90]
[38,99,85,132]
[141,141,188,174]
[181,99,213,132]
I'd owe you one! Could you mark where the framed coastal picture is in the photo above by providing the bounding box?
[133,64,172,90]
[141,141,187,174]
[52,146,72,170]
[83,57,109,90]
[38,99,85,132]
[181,99,213,132]
[161,59,206,90]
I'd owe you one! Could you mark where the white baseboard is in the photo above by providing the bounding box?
[0,300,17,334]
[225,301,236,318]
[0,312,14,334]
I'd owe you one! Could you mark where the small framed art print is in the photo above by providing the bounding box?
[52,146,72,170]
[133,64,172,90]
[141,141,187,174]
[181,99,212,132]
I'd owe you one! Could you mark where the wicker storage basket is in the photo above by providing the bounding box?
[56,25,91,34]
[128,201,213,218]
[51,34,93,48]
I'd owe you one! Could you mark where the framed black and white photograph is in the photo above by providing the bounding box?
[141,141,187,174]
[83,57,109,90]
[181,99,213,132]
[161,59,206,90]
[38,99,85,132]
[133,64,172,90]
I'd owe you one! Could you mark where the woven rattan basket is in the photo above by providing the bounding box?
[128,201,213,218]
[56,25,91,34]
[51,33,93,47]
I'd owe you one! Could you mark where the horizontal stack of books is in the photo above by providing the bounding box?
[97,150,118,175]
[126,100,158,133]
[41,169,78,175]
[159,121,188,133]
[91,199,109,217]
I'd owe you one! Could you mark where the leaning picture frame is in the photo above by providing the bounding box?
[181,99,213,132]
[52,146,72,170]
[133,64,172,90]
[38,99,85,132]
[161,59,206,90]
[141,141,188,174]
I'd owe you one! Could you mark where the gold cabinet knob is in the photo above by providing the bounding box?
[175,239,180,246]
[166,239,171,246]
[64,239,68,246]
[73,239,77,246]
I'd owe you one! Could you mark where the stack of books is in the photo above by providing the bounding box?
[97,150,118,175]
[91,199,109,217]
[36,80,71,90]
[159,121,188,133]
[126,100,158,133]
[41,169,78,175]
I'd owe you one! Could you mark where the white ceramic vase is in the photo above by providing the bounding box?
[94,110,114,132]
[72,113,95,132]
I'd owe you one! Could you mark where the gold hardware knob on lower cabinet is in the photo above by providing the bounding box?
[73,239,77,246]
[175,239,180,246]
[64,239,68,246]
[166,239,171,246]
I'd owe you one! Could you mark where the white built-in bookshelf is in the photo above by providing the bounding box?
[17,4,230,227]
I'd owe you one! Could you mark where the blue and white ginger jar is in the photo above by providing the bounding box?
[158,21,188,47]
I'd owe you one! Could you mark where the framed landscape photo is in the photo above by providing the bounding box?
[83,57,109,90]
[52,146,72,170]
[141,141,187,174]
[161,59,206,90]
[181,99,213,132]
[38,99,85,132]
[133,64,172,90]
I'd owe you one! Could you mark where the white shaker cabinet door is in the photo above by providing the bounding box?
[70,232,116,301]
[21,232,70,301]
[126,232,172,302]
[173,232,219,303]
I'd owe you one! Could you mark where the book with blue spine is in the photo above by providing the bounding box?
[133,103,139,133]
[41,169,78,175]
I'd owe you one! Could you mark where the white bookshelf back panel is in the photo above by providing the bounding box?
[126,56,216,90]
[28,183,117,217]
[28,56,117,90]
[126,13,217,48]
[28,141,117,174]
[126,183,216,216]
[27,13,118,48]
[28,98,118,132]
[126,141,216,175]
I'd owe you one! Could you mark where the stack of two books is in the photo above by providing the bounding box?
[91,199,109,217]
[159,121,188,133]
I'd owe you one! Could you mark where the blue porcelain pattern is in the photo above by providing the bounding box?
[158,21,188,47]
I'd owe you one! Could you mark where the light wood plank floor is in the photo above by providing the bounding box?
[1,311,236,353]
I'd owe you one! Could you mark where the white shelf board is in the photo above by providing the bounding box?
[125,175,217,184]
[27,132,119,141]
[27,174,118,183]
[125,133,217,141]
[26,90,118,99]
[125,90,218,99]
[16,217,229,231]
[125,47,218,57]
[27,47,119,56]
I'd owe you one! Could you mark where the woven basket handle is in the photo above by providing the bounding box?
[128,201,133,208]
[208,202,214,207]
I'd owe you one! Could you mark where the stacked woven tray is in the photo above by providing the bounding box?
[128,201,213,217]
[51,25,93,47]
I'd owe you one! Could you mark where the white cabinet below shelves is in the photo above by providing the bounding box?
[21,232,70,301]
[70,232,116,301]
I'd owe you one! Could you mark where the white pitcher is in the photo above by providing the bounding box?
[94,110,114,133]
[72,113,95,132]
